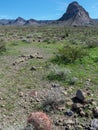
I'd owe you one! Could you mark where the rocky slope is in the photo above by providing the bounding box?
[25,19,39,25]
[10,17,26,25]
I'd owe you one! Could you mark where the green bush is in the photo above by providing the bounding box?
[0,39,6,54]
[56,44,87,64]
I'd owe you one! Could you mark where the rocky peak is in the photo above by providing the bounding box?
[67,1,89,19]
[59,1,94,26]
[13,17,26,25]
[16,17,26,21]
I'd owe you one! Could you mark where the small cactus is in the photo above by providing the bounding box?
[27,112,51,130]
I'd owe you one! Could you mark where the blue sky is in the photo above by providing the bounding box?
[0,0,98,20]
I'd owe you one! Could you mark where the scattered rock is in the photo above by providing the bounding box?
[72,103,83,110]
[90,119,98,130]
[36,56,43,59]
[0,97,3,100]
[57,105,65,111]
[12,54,35,65]
[29,90,37,98]
[19,92,24,97]
[62,90,67,96]
[1,104,5,107]
[80,110,85,117]
[77,125,83,129]
[29,54,35,59]
[55,118,63,126]
[93,107,98,117]
[13,57,25,65]
[65,127,69,130]
[76,89,86,101]
[65,109,73,116]
[91,101,97,106]
[51,83,60,88]
[30,66,37,71]
[66,119,74,125]
[66,100,73,107]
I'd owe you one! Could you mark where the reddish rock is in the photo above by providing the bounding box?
[29,90,37,97]
[27,112,51,130]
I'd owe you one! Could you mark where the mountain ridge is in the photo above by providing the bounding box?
[0,1,97,26]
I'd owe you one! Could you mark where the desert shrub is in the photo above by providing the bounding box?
[47,65,71,81]
[10,41,19,46]
[68,77,78,85]
[86,40,98,48]
[56,44,87,64]
[22,38,31,43]
[43,38,56,44]
[43,38,51,44]
[42,87,65,112]
[47,65,78,85]
[0,39,6,54]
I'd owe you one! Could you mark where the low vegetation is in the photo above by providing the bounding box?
[0,39,6,54]
[0,25,98,130]
[53,44,87,64]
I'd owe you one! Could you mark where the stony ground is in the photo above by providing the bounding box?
[0,26,98,130]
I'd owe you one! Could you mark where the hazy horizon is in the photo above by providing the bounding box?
[0,0,98,20]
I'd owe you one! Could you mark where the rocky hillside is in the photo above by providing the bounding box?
[10,17,26,25]
[58,1,96,26]
[25,19,39,25]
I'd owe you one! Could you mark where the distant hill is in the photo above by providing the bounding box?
[25,19,39,25]
[0,19,13,25]
[0,1,97,26]
[11,17,26,25]
[94,19,98,22]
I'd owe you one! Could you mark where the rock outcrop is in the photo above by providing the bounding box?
[58,1,96,26]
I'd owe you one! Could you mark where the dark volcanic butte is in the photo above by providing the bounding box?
[58,1,95,26]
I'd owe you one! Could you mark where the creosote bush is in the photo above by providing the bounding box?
[56,44,87,64]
